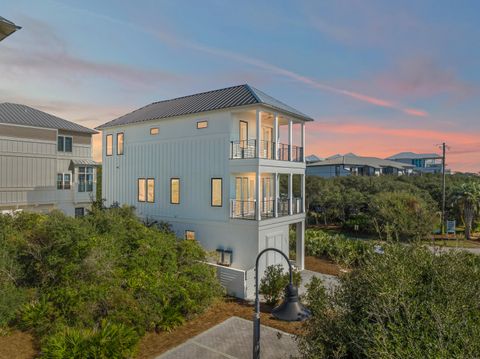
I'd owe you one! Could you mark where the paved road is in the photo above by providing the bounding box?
[156,316,298,359]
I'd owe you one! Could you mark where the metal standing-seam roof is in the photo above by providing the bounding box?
[96,84,314,130]
[0,103,97,134]
[0,16,21,42]
[386,152,442,160]
[307,154,414,170]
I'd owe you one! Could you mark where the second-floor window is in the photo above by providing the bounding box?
[78,167,93,192]
[58,136,72,152]
[57,173,71,190]
[137,178,155,203]
[106,134,113,156]
[170,178,180,204]
[211,178,223,207]
[117,133,124,155]
[197,120,208,129]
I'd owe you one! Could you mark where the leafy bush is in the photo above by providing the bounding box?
[304,229,374,267]
[298,244,480,358]
[41,321,139,359]
[371,191,436,241]
[260,264,302,306]
[0,206,223,356]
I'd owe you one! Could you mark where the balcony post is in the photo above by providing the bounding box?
[288,119,293,161]
[273,113,279,160]
[274,173,279,218]
[288,173,293,215]
[256,109,261,159]
[301,174,305,213]
[301,122,305,162]
[256,170,261,221]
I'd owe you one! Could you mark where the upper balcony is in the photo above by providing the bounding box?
[230,108,306,163]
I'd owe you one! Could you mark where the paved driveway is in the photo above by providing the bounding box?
[156,316,299,359]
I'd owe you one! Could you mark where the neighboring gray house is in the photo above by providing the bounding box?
[386,152,444,174]
[0,16,20,42]
[97,84,312,299]
[307,153,413,178]
[0,103,98,216]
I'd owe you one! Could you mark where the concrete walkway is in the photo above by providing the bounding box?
[156,316,298,359]
[299,270,339,296]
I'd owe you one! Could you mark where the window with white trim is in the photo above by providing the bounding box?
[196,120,208,129]
[78,167,93,192]
[185,230,195,240]
[57,173,71,190]
[57,136,73,152]
[106,134,113,156]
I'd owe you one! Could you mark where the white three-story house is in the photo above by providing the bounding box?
[0,103,98,216]
[97,85,313,298]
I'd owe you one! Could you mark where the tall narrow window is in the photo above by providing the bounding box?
[78,167,86,192]
[138,178,146,202]
[63,173,71,190]
[211,178,223,207]
[117,133,124,155]
[57,136,64,152]
[86,167,93,192]
[170,178,180,204]
[106,134,113,156]
[64,137,73,152]
[239,121,248,148]
[147,178,155,203]
[197,120,208,129]
[57,174,63,189]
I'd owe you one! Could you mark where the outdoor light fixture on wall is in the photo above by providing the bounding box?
[253,248,311,359]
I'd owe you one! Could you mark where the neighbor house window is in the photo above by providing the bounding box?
[211,178,223,207]
[147,178,155,203]
[185,230,195,240]
[197,120,208,129]
[170,178,180,204]
[117,133,124,155]
[75,207,85,218]
[138,178,146,202]
[57,173,71,190]
[57,136,72,152]
[78,167,93,192]
[150,128,159,135]
[106,134,113,156]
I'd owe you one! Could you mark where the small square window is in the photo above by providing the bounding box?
[185,230,195,240]
[150,128,159,135]
[75,207,85,218]
[197,120,208,129]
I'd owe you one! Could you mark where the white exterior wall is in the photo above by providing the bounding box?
[0,124,96,216]
[101,106,307,298]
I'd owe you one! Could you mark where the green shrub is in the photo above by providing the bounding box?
[41,321,139,359]
[298,244,480,358]
[260,264,302,306]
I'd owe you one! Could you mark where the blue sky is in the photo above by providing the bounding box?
[1,0,479,171]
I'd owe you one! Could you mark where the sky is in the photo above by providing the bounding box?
[1,0,479,172]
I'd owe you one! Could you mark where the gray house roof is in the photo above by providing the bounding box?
[308,154,414,170]
[0,16,21,42]
[387,152,442,160]
[96,84,314,130]
[0,103,97,134]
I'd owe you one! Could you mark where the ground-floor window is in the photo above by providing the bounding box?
[185,230,195,240]
[75,207,85,218]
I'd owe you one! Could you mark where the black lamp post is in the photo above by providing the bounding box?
[253,248,311,359]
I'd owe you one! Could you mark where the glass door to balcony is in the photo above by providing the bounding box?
[234,177,255,219]
[261,127,273,159]
[261,177,274,218]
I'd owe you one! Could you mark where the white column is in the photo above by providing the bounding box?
[296,220,305,270]
[256,110,261,159]
[301,122,305,162]
[274,172,279,218]
[301,174,306,213]
[273,113,279,160]
[255,170,261,220]
[288,173,293,215]
[288,119,293,161]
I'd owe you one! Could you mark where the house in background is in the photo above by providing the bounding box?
[386,152,444,174]
[97,84,312,299]
[307,153,413,178]
[305,154,323,164]
[0,16,21,42]
[0,103,98,216]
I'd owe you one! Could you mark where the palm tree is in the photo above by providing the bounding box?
[453,182,480,240]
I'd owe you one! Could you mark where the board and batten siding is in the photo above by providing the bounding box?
[102,111,231,223]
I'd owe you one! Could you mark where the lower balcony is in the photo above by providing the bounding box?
[230,197,303,220]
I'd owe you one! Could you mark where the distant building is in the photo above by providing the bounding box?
[305,154,323,163]
[0,16,20,42]
[306,153,413,178]
[386,152,444,174]
[0,103,98,216]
